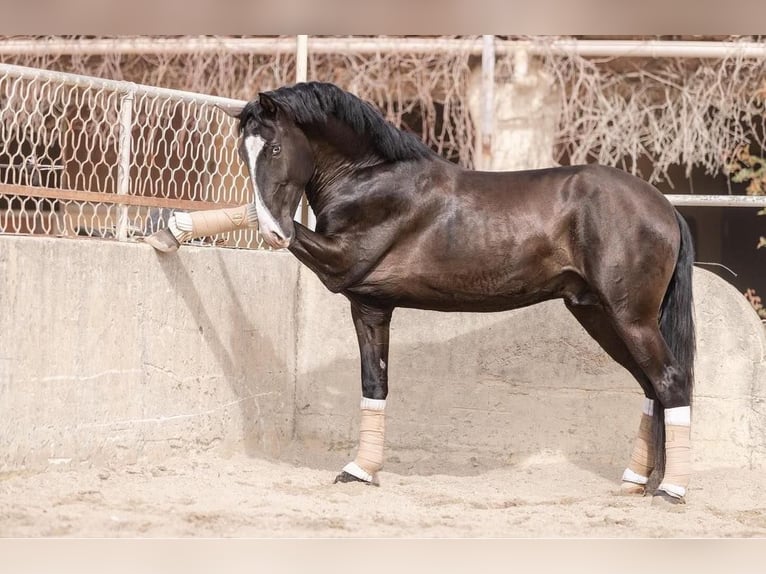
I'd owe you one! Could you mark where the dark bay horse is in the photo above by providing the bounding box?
[147,82,696,505]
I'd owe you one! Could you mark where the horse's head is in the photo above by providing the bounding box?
[221,93,314,249]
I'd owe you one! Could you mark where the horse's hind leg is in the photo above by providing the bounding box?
[565,302,658,496]
[607,316,692,505]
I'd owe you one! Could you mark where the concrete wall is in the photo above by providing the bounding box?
[693,271,766,469]
[0,236,298,472]
[2,236,765,474]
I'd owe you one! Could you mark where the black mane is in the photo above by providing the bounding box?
[243,82,434,162]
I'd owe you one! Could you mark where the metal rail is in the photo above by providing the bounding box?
[1,36,766,59]
[0,184,232,211]
[665,195,766,208]
[0,62,246,107]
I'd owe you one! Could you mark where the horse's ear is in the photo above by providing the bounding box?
[215,102,245,119]
[259,93,279,117]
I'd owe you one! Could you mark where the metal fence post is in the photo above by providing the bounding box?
[481,35,495,171]
[116,85,135,241]
[295,34,316,230]
[296,34,308,84]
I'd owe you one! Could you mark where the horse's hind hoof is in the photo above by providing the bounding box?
[652,490,686,507]
[619,482,647,496]
[333,471,380,487]
[142,228,180,253]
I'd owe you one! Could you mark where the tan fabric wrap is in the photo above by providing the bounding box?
[354,409,386,475]
[664,423,691,488]
[189,204,257,237]
[627,413,655,478]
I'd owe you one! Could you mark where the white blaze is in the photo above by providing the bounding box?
[244,135,289,248]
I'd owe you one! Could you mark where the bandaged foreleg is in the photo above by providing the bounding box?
[342,398,386,483]
[168,203,258,243]
[621,399,655,493]
[657,406,691,500]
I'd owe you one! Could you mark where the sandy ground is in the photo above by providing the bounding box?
[2,450,766,538]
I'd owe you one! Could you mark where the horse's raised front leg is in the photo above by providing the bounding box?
[143,203,258,252]
[334,300,393,486]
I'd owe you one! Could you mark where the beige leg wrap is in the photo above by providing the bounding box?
[658,423,691,498]
[342,399,386,483]
[355,409,386,474]
[628,413,656,478]
[169,204,257,242]
[620,400,656,495]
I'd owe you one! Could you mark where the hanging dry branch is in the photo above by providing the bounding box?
[514,38,766,183]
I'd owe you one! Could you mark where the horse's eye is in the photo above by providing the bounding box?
[271,145,281,156]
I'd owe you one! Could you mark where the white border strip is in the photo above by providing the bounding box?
[622,468,649,485]
[361,398,386,411]
[342,461,373,483]
[665,406,691,426]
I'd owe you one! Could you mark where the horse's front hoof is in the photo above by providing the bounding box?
[333,471,380,487]
[142,228,180,253]
[619,481,647,496]
[652,490,686,507]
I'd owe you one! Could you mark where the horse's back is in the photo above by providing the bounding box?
[456,163,669,209]
[452,163,680,263]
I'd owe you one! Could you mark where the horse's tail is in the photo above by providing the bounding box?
[653,211,696,475]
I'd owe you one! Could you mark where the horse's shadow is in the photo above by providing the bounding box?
[153,249,291,459]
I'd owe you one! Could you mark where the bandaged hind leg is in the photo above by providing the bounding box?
[144,203,258,252]
[656,406,691,502]
[338,398,386,484]
[620,398,655,495]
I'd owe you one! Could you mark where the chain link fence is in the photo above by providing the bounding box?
[0,63,263,248]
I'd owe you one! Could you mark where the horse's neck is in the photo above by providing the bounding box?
[305,139,381,213]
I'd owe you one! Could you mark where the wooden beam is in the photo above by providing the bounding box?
[0,183,237,211]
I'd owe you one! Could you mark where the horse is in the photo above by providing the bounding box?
[145,81,696,505]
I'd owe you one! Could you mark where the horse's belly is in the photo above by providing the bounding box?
[350,263,577,313]
[396,291,556,313]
